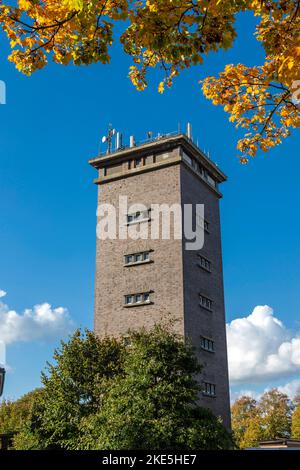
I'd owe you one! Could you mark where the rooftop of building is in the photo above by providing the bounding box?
[259,439,300,448]
[89,125,227,183]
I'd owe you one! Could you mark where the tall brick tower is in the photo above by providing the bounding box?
[89,127,231,428]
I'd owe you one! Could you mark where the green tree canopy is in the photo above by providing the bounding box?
[35,329,124,449]
[258,388,293,439]
[0,388,42,435]
[231,395,259,448]
[231,388,294,448]
[79,326,232,450]
[291,395,300,438]
[6,325,232,450]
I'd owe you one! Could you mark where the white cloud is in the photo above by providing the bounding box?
[0,290,6,299]
[0,290,74,346]
[227,305,300,384]
[278,379,300,399]
[230,388,261,404]
[231,379,300,404]
[0,340,5,367]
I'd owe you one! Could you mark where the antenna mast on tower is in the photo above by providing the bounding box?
[101,124,116,154]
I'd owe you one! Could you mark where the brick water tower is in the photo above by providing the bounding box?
[89,125,231,428]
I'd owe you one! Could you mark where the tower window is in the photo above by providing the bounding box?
[135,158,143,168]
[200,336,215,352]
[124,292,152,307]
[125,295,134,305]
[199,165,205,177]
[126,209,151,225]
[206,173,217,188]
[198,255,211,272]
[124,251,151,266]
[203,382,216,397]
[204,220,210,232]
[128,158,146,170]
[181,150,218,189]
[182,151,192,166]
[196,215,210,233]
[199,294,213,312]
[125,254,134,264]
[193,160,200,173]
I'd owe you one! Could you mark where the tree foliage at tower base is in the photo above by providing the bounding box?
[0,1,299,161]
[5,325,233,450]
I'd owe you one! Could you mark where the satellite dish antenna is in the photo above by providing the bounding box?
[101,124,117,154]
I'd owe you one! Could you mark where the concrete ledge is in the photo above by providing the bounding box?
[123,301,154,308]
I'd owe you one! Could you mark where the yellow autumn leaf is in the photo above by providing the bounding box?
[158,81,165,94]
[63,0,84,11]
[18,0,32,9]
[0,0,298,161]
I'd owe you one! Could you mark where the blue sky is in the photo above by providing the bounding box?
[0,12,299,402]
